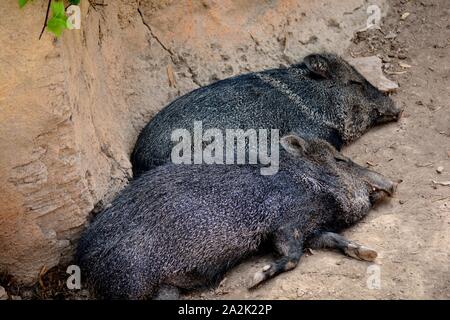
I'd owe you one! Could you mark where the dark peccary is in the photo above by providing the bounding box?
[76,135,396,299]
[131,53,400,176]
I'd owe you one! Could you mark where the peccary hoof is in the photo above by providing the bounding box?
[247,264,271,290]
[345,244,378,262]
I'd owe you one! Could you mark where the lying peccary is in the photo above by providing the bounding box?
[77,135,395,299]
[131,53,400,176]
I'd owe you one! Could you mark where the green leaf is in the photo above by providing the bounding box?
[18,0,29,8]
[69,0,81,5]
[47,16,67,37]
[51,1,66,19]
[46,1,69,37]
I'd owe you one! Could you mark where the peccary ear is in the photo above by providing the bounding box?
[280,134,308,156]
[304,54,331,79]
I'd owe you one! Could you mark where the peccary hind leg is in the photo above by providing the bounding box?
[307,232,377,261]
[248,227,303,289]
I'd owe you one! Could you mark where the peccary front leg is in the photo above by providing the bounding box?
[307,231,377,261]
[248,227,303,289]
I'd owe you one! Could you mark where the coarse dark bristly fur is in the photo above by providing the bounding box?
[76,135,395,299]
[131,53,400,176]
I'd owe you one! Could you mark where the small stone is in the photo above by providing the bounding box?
[297,288,306,297]
[11,295,22,300]
[399,199,406,205]
[0,286,8,300]
[327,18,340,29]
[348,56,399,92]
[401,12,410,20]
[385,31,397,39]
[436,166,444,174]
[399,62,411,68]
[298,35,318,45]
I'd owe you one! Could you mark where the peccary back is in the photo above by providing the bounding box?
[131,53,400,176]
[77,135,395,299]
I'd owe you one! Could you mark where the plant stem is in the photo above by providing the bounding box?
[39,0,52,40]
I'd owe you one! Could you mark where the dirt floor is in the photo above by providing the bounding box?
[2,0,449,300]
[188,0,450,300]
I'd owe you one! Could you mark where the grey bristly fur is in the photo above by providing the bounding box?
[131,53,400,176]
[76,135,395,299]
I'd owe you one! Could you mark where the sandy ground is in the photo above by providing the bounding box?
[2,0,448,300]
[186,0,450,300]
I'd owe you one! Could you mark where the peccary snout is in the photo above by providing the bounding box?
[296,137,396,205]
[361,169,396,204]
[338,155,396,200]
[302,53,400,143]
[373,100,402,125]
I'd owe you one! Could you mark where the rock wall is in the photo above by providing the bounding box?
[0,0,387,284]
